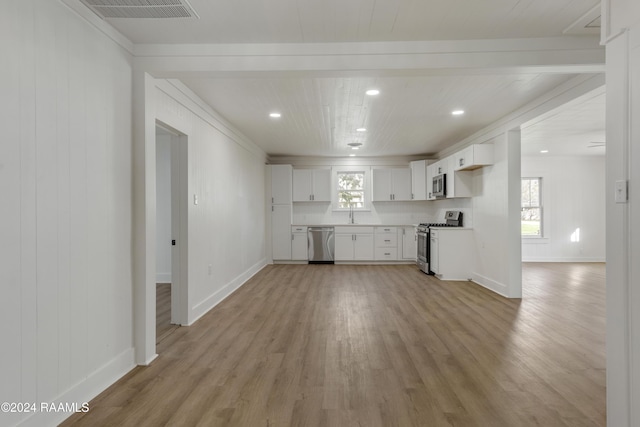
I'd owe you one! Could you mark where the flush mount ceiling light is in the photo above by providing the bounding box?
[365,89,380,96]
[451,110,465,116]
[356,128,367,132]
[347,142,362,148]
[540,150,549,153]
[351,147,360,150]
[269,112,282,118]
[349,154,356,157]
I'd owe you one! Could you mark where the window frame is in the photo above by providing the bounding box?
[521,177,543,238]
[332,167,371,211]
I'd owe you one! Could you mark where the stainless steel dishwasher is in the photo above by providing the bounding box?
[307,227,335,264]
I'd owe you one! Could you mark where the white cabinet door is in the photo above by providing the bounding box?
[272,204,292,260]
[430,232,439,274]
[401,227,417,260]
[312,169,332,201]
[392,168,412,201]
[372,168,393,201]
[410,160,427,200]
[334,233,354,261]
[292,169,331,202]
[271,164,292,204]
[292,169,313,202]
[291,232,308,260]
[353,233,374,260]
[372,168,411,201]
[454,144,494,171]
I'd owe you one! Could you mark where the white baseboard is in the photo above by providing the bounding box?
[20,348,135,427]
[470,272,510,298]
[156,272,172,283]
[189,258,268,325]
[522,258,606,263]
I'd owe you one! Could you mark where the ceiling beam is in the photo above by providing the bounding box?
[134,37,605,78]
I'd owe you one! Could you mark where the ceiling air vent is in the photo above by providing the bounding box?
[79,0,199,19]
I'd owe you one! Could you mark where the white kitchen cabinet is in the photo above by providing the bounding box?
[444,155,472,199]
[454,144,494,171]
[291,226,308,260]
[372,168,412,201]
[271,204,292,260]
[429,228,474,280]
[334,226,374,261]
[270,164,293,205]
[375,226,398,260]
[292,168,331,202]
[400,226,417,260]
[410,160,427,200]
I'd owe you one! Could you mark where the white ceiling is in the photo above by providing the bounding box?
[76,0,605,158]
[521,88,606,157]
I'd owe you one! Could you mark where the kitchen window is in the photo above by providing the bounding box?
[336,170,366,210]
[521,177,542,237]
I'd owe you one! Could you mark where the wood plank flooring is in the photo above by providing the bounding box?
[62,263,605,427]
[156,283,178,344]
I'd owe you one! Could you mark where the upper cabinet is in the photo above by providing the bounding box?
[410,160,427,201]
[270,164,292,204]
[372,168,412,201]
[454,144,494,171]
[292,168,331,202]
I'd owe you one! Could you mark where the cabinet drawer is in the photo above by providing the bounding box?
[291,226,307,233]
[375,226,397,234]
[375,247,398,260]
[375,233,397,247]
[335,226,374,234]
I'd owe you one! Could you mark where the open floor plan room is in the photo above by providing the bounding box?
[62,263,605,427]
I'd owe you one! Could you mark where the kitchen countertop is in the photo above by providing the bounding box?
[293,224,415,227]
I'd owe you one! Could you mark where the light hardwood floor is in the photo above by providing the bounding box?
[156,283,178,344]
[62,263,605,427]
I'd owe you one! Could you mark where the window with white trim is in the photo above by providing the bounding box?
[521,177,542,237]
[336,170,366,210]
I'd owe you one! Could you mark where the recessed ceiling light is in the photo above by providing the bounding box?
[351,147,360,150]
[540,150,549,153]
[452,110,465,116]
[269,112,281,118]
[365,89,380,96]
[349,154,356,157]
[356,128,366,132]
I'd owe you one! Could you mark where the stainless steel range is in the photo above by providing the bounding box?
[416,211,463,274]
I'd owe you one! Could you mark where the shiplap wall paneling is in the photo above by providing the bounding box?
[0,1,134,425]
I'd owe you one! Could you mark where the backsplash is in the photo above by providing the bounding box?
[292,198,472,227]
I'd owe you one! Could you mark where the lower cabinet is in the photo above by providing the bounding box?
[291,226,308,260]
[334,227,374,261]
[375,227,398,260]
[271,204,292,260]
[429,228,474,280]
[400,226,417,260]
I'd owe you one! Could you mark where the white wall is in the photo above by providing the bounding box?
[601,1,640,425]
[521,155,606,262]
[471,132,522,297]
[153,81,268,325]
[155,133,172,283]
[0,1,134,426]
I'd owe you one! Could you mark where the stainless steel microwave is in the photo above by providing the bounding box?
[432,173,446,198]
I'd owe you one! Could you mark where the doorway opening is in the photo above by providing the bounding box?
[155,123,188,346]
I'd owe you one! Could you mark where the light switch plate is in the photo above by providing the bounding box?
[615,180,628,203]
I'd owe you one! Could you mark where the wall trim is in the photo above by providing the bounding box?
[522,258,606,263]
[20,348,135,427]
[189,259,268,325]
[470,272,510,298]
